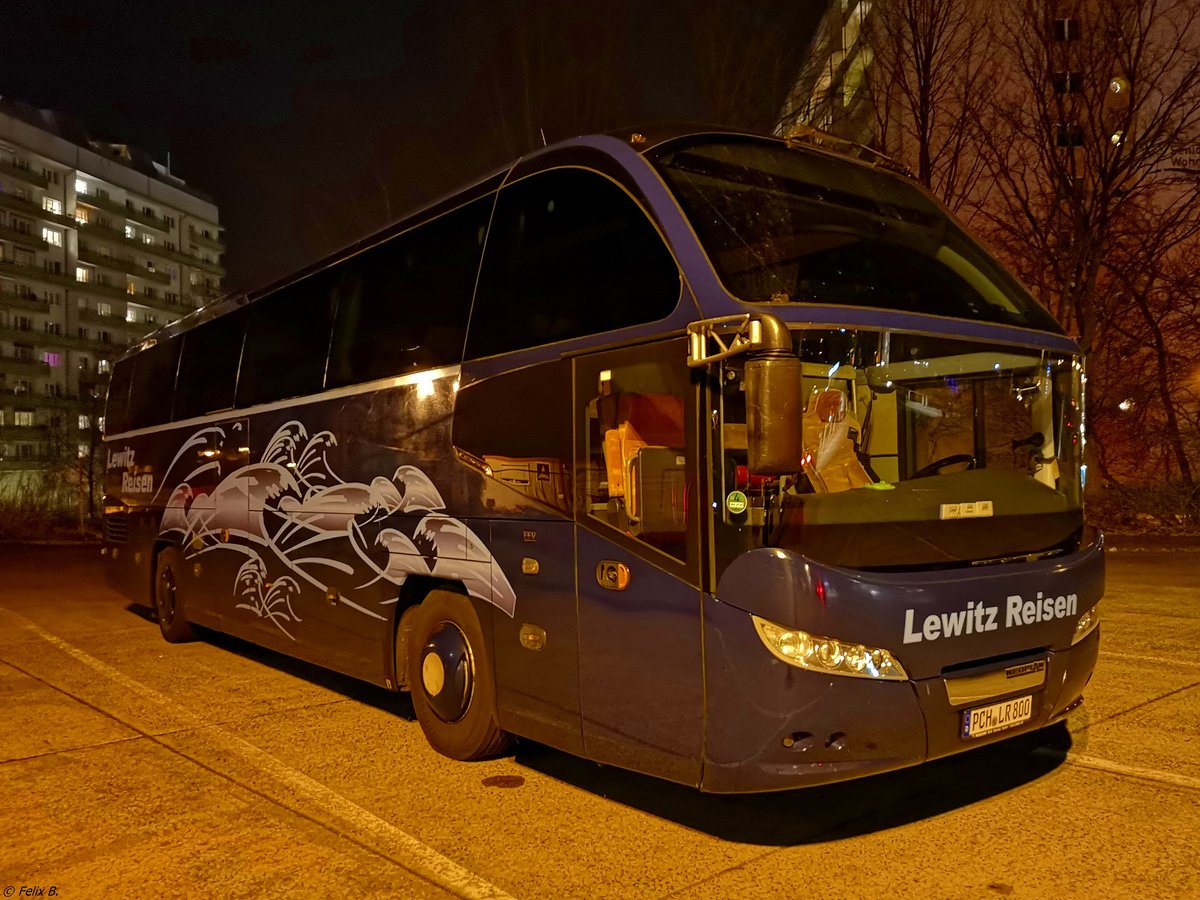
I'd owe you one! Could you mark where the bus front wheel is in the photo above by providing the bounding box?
[154,547,196,643]
[406,589,511,760]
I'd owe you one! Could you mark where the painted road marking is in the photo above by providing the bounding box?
[1100,650,1200,669]
[5,609,516,900]
[1045,750,1200,792]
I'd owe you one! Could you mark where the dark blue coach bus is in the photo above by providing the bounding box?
[101,127,1102,792]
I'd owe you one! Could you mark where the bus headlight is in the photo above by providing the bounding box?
[752,615,908,681]
[1071,602,1100,645]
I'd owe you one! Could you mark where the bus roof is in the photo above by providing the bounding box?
[118,124,1076,362]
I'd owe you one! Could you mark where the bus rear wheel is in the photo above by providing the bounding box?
[406,589,511,760]
[154,547,195,643]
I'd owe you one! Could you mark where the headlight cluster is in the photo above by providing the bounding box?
[752,615,908,681]
[1072,602,1100,645]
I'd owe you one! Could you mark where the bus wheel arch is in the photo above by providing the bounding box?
[405,587,512,760]
[153,543,196,643]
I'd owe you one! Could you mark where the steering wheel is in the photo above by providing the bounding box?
[912,454,978,479]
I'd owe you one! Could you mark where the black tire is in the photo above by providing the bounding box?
[406,589,511,760]
[154,547,196,643]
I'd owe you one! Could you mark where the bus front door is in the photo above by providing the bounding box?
[574,342,705,787]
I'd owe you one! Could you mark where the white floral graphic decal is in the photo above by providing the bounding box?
[159,420,517,640]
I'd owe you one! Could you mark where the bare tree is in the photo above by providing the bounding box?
[976,0,1200,488]
[693,1,822,134]
[863,0,996,212]
[483,1,627,157]
[979,0,1200,349]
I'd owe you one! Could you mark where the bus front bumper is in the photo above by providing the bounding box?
[699,604,1099,793]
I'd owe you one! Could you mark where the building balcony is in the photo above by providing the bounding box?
[70,277,131,302]
[126,295,183,321]
[188,283,224,303]
[78,192,171,233]
[75,191,132,222]
[75,307,131,328]
[126,204,171,233]
[80,222,199,272]
[0,190,77,230]
[76,245,130,275]
[0,424,48,441]
[0,453,58,470]
[187,256,225,278]
[0,222,49,251]
[132,263,171,285]
[3,390,82,411]
[0,354,51,376]
[76,220,128,245]
[0,288,50,315]
[0,323,47,343]
[78,370,111,389]
[0,258,74,290]
[84,336,127,355]
[77,245,171,286]
[36,325,130,355]
[0,159,49,190]
[187,227,225,252]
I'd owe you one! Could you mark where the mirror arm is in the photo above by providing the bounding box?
[686,313,792,367]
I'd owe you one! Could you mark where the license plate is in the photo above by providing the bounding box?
[962,694,1034,739]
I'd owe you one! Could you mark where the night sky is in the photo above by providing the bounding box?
[1,0,823,292]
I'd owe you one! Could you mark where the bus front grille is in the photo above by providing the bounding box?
[103,514,129,544]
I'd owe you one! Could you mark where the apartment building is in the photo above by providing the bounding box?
[778,0,874,146]
[0,98,222,471]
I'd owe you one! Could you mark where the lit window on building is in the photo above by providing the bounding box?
[75,179,88,194]
[1052,72,1082,94]
[76,266,92,283]
[125,225,136,240]
[77,443,88,458]
[42,352,61,367]
[1053,19,1080,41]
[126,307,137,322]
[79,414,91,430]
[42,227,62,247]
[42,197,63,215]
[97,359,111,374]
[75,208,89,225]
[14,411,35,427]
[97,302,112,317]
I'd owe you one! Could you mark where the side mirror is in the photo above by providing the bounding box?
[745,354,803,474]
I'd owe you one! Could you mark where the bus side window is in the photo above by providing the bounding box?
[453,358,573,514]
[173,308,247,420]
[125,336,181,431]
[105,358,134,435]
[467,168,680,360]
[327,194,492,388]
[237,272,338,408]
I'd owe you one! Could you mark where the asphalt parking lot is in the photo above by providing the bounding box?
[0,543,1196,899]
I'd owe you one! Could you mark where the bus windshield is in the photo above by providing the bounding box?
[654,138,1063,333]
[715,329,1085,571]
